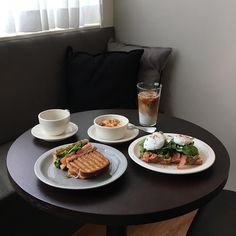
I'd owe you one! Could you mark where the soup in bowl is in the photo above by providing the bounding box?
[94,114,129,140]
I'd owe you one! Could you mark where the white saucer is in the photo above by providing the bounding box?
[87,125,139,144]
[31,122,78,142]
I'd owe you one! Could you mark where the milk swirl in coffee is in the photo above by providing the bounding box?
[138,91,160,126]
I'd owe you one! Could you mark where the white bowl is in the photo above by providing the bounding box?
[94,114,129,140]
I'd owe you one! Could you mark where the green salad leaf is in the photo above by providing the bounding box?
[54,158,61,168]
[56,143,83,158]
[139,139,146,154]
[182,144,199,157]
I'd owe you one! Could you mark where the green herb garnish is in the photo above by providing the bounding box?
[54,158,61,168]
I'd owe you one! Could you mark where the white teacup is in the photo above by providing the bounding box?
[38,109,70,136]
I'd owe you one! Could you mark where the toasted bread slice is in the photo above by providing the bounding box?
[67,150,110,179]
[140,151,203,166]
[186,157,203,165]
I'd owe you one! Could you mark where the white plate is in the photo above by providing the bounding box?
[31,122,78,141]
[87,125,139,144]
[34,142,127,189]
[128,133,215,175]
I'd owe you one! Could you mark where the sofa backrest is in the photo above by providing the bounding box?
[0,27,114,144]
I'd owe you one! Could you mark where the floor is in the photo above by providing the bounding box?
[74,210,197,236]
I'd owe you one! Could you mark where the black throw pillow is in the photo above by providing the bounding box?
[66,47,144,112]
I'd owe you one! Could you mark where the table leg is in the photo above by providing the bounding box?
[106,225,127,236]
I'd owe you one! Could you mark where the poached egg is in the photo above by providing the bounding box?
[173,134,193,146]
[143,132,166,150]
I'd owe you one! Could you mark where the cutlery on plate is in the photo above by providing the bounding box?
[128,123,156,133]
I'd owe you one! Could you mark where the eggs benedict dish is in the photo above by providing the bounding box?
[139,132,203,169]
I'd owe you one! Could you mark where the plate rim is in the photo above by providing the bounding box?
[31,122,78,141]
[34,142,128,189]
[87,125,139,144]
[128,133,216,175]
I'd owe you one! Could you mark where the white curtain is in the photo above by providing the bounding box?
[0,0,101,36]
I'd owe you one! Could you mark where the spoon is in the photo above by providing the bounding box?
[128,123,156,133]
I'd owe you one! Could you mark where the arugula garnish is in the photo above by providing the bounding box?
[54,158,61,168]
[139,139,146,155]
[182,144,198,157]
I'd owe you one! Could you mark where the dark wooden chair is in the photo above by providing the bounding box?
[187,190,236,236]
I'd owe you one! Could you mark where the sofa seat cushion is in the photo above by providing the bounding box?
[66,47,144,112]
[107,39,172,84]
[0,141,15,201]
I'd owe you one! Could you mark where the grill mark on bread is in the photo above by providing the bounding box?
[66,163,79,178]
[66,147,110,179]
[89,151,109,166]
[70,153,109,173]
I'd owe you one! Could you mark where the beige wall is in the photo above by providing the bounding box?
[114,0,236,190]
[101,0,114,27]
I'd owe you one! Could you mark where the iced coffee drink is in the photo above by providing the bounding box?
[137,82,162,126]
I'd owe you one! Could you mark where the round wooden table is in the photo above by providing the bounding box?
[7,109,230,236]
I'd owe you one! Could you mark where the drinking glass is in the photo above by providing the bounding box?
[137,82,162,126]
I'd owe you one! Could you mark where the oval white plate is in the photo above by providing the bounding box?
[31,122,78,141]
[128,133,215,175]
[34,142,127,189]
[87,125,139,144]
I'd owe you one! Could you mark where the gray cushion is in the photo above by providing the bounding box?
[107,38,172,84]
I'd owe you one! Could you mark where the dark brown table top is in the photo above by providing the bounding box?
[7,109,230,226]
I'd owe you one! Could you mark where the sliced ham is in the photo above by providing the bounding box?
[141,152,159,163]
[171,152,181,164]
[177,155,187,169]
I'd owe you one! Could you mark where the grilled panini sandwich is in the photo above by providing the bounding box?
[53,140,110,179]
